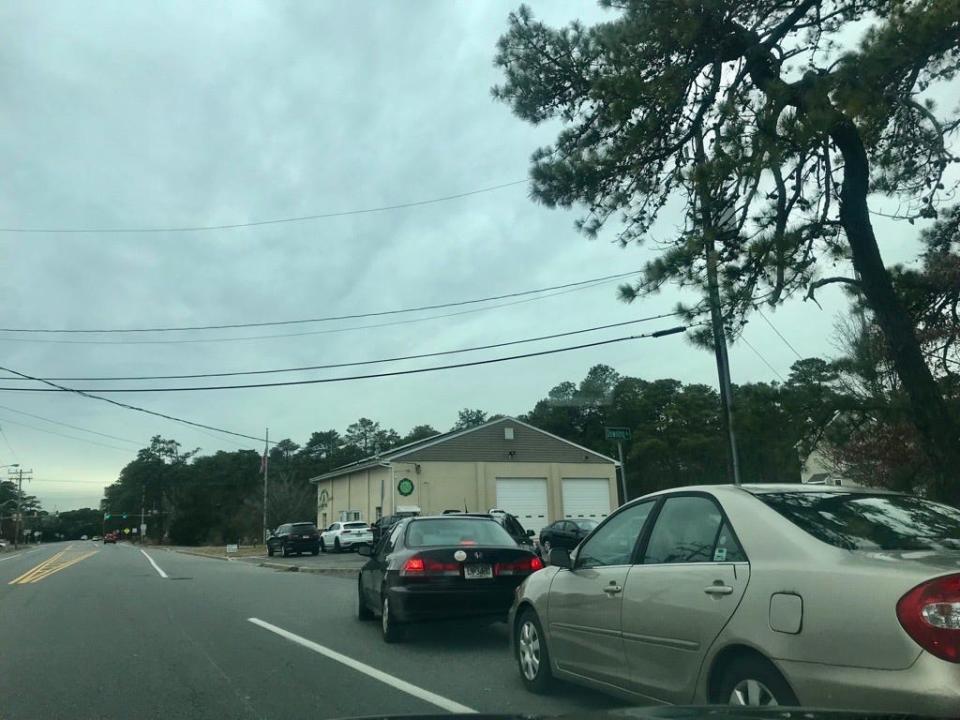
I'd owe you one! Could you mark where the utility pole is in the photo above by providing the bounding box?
[262,427,269,544]
[616,441,628,504]
[693,129,741,486]
[139,483,146,545]
[12,467,33,549]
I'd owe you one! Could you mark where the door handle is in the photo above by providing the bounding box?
[704,584,734,596]
[603,584,622,595]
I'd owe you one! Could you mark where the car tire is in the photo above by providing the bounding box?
[357,578,374,621]
[311,548,320,556]
[281,543,289,558]
[716,655,798,707]
[516,609,553,693]
[334,538,342,553]
[381,594,402,643]
[320,539,326,553]
[267,546,274,557]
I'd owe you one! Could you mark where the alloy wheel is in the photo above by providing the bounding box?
[729,678,778,706]
[518,619,541,681]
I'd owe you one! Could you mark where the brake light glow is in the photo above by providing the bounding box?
[402,557,425,574]
[400,556,460,577]
[495,556,544,576]
[897,573,960,663]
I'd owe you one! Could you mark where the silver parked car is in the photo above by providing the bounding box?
[510,484,960,715]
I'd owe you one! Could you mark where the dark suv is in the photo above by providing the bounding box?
[267,522,320,557]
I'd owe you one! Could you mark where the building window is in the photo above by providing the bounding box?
[375,506,383,520]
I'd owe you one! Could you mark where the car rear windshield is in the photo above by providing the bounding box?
[290,523,316,530]
[758,492,960,551]
[344,522,368,529]
[405,518,518,548]
[575,519,599,530]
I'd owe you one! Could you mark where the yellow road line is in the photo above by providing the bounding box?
[26,551,98,583]
[9,550,67,584]
[8,548,98,585]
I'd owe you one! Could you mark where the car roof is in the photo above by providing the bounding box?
[631,483,902,503]
[411,514,499,521]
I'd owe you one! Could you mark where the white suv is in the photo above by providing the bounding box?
[320,521,373,552]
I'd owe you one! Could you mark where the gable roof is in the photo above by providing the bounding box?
[309,416,617,483]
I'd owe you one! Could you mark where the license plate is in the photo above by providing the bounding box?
[302,535,311,539]
[464,563,492,580]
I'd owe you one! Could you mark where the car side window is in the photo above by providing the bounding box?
[714,521,747,562]
[379,523,404,558]
[576,501,655,569]
[643,496,732,564]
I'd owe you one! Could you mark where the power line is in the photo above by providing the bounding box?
[0,179,529,234]
[20,478,109,485]
[0,403,143,445]
[757,310,803,360]
[0,365,270,446]
[0,326,691,393]
[0,313,685,382]
[0,279,624,345]
[738,335,786,381]
[0,423,18,462]
[0,267,633,334]
[0,414,136,453]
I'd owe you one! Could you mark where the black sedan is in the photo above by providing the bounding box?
[357,515,543,642]
[267,522,320,557]
[537,517,598,555]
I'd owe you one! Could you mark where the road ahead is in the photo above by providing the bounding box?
[0,542,623,720]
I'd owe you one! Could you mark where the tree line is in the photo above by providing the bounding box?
[90,303,956,546]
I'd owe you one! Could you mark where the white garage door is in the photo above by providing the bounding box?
[496,478,548,535]
[562,478,611,521]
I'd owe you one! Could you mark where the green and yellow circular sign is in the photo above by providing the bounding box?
[397,477,415,497]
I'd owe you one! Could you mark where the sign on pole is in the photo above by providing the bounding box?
[226,544,239,554]
[140,523,147,535]
[605,427,631,441]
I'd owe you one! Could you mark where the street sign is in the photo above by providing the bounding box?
[140,523,147,535]
[123,528,131,535]
[104,513,111,519]
[122,513,128,519]
[132,528,138,534]
[226,544,238,554]
[605,427,632,441]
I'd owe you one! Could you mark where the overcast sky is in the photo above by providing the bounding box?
[0,1,937,511]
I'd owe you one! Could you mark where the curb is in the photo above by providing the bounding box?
[259,562,300,572]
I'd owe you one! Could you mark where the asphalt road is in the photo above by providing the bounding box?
[0,541,624,720]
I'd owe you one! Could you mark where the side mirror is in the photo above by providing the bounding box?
[548,547,572,569]
[526,529,535,537]
[356,543,372,557]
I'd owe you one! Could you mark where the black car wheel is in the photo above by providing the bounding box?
[320,539,326,553]
[516,609,553,693]
[281,543,290,558]
[381,595,402,643]
[334,537,342,553]
[716,655,798,706]
[311,548,319,556]
[267,545,274,557]
[357,577,374,621]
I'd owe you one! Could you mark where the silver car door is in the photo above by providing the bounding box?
[547,500,655,689]
[621,494,748,703]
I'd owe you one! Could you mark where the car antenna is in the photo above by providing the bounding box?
[463,498,468,513]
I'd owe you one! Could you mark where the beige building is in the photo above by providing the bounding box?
[310,416,619,534]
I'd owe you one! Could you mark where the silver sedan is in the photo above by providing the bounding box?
[509,484,960,715]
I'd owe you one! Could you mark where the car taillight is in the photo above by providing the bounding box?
[400,556,460,577]
[495,556,544,576]
[897,573,960,663]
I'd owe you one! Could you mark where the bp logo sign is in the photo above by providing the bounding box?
[397,477,415,497]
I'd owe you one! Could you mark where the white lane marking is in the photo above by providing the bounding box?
[140,549,168,578]
[247,618,477,714]
[0,548,42,563]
